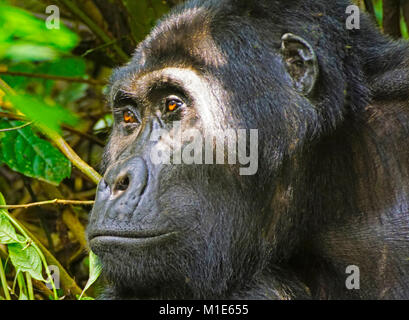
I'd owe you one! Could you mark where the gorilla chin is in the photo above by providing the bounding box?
[87,0,409,300]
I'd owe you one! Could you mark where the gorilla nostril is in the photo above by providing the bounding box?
[113,176,130,194]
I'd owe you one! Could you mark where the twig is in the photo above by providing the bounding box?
[81,37,120,58]
[0,199,94,209]
[63,125,105,146]
[0,121,33,132]
[0,71,106,86]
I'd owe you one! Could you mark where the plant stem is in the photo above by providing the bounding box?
[17,272,27,299]
[0,199,94,209]
[26,273,34,300]
[19,221,83,297]
[0,121,33,132]
[0,258,11,300]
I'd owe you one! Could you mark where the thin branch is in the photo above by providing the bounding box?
[0,199,95,210]
[0,71,106,86]
[63,125,105,147]
[81,37,120,58]
[0,121,33,132]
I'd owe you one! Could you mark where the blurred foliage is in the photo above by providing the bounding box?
[0,0,407,300]
[0,2,78,61]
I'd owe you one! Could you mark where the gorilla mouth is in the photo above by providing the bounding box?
[89,230,178,249]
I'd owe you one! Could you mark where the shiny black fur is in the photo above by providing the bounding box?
[88,0,409,299]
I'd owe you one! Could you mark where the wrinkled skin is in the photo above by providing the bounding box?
[87,0,409,299]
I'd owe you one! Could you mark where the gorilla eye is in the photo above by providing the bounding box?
[166,98,184,113]
[123,110,138,124]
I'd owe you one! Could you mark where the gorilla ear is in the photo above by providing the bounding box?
[281,33,319,96]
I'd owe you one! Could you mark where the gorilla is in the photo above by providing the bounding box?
[87,0,409,299]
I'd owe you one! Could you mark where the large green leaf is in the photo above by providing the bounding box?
[8,242,44,281]
[0,192,22,244]
[0,120,71,185]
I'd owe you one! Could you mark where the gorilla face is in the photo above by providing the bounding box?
[87,1,328,299]
[87,65,271,298]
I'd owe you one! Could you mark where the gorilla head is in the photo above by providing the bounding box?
[87,0,409,299]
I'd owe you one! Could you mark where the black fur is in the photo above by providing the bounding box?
[87,0,409,299]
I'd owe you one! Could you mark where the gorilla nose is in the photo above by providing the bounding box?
[103,157,148,200]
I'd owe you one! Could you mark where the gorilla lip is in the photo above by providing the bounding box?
[89,231,178,247]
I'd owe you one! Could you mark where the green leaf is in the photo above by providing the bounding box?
[0,120,71,185]
[6,94,78,133]
[0,192,23,244]
[0,213,22,244]
[8,242,45,281]
[79,251,102,300]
